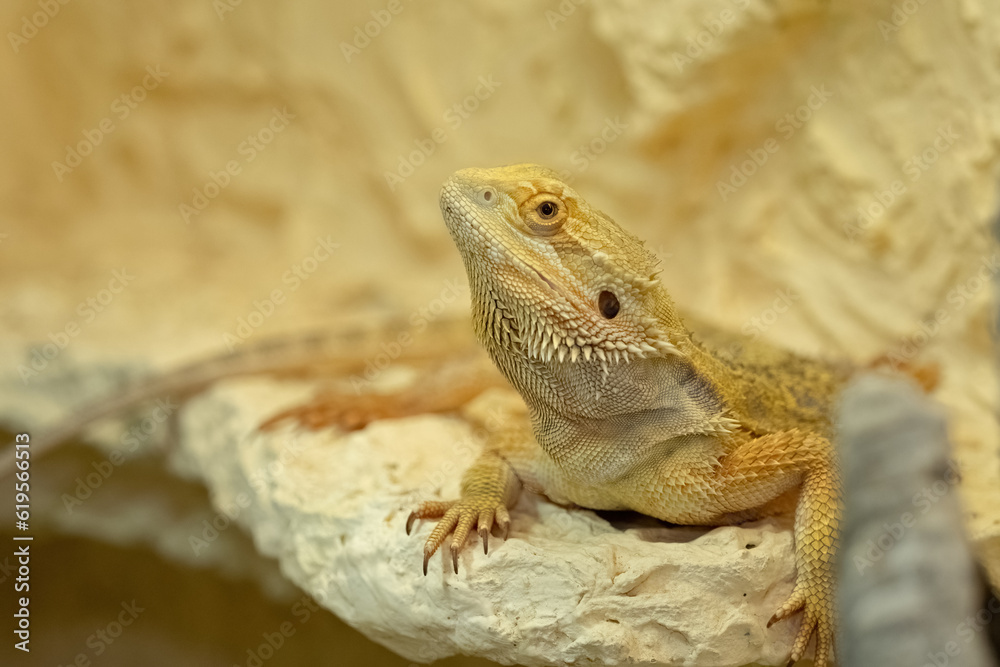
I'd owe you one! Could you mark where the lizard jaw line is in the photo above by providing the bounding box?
[527,263,563,296]
[442,193,567,301]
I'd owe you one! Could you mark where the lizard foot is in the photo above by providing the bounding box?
[767,580,834,667]
[406,499,510,575]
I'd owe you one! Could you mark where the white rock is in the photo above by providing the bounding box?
[177,377,804,666]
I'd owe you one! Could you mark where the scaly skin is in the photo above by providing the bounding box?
[408,164,851,666]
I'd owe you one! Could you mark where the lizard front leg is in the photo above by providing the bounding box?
[709,430,841,667]
[407,450,522,574]
[407,414,542,574]
[633,430,839,665]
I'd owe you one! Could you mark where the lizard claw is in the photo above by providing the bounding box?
[406,498,510,574]
[479,525,489,554]
[406,500,453,539]
[769,582,834,666]
[498,507,510,541]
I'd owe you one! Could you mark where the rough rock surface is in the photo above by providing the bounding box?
[177,378,802,667]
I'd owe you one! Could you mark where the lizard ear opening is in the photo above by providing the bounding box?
[598,291,620,319]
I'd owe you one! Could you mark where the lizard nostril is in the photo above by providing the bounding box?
[475,187,498,207]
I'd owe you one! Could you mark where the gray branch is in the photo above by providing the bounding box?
[838,373,996,667]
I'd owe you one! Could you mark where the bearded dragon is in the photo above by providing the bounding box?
[407,164,852,666]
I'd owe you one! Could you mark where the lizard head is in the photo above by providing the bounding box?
[440,164,680,365]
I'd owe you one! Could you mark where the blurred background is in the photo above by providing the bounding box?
[1,0,999,665]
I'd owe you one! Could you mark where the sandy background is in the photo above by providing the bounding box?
[1,0,1000,664]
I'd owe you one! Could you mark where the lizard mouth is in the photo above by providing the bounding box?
[529,264,560,293]
[439,183,565,299]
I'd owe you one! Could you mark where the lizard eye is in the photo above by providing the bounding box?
[598,291,620,319]
[537,201,558,219]
[521,195,567,236]
[476,187,497,207]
